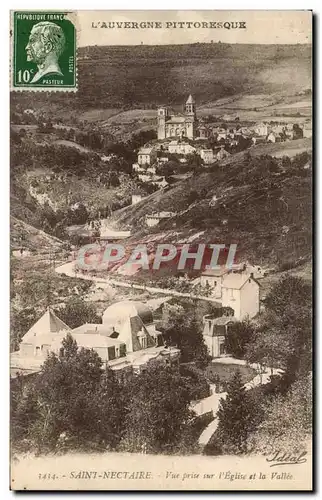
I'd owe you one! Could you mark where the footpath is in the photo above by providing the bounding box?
[55,260,220,304]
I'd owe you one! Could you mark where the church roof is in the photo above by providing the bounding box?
[186,94,195,104]
[22,307,70,342]
[166,116,193,124]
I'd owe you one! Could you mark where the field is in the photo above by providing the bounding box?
[249,138,312,159]
[11,42,311,115]
[205,362,256,385]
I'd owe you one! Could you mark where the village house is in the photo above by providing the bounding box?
[168,140,196,155]
[137,147,157,166]
[230,262,267,280]
[145,211,176,227]
[252,135,267,145]
[303,121,312,138]
[196,125,209,140]
[216,147,231,160]
[217,129,228,141]
[202,314,237,358]
[200,262,266,299]
[131,193,143,205]
[254,122,269,136]
[267,132,282,143]
[11,302,180,378]
[221,274,260,320]
[239,126,252,137]
[137,173,151,183]
[200,267,228,298]
[271,124,284,135]
[284,129,295,140]
[200,149,214,165]
[151,176,168,189]
[146,166,157,175]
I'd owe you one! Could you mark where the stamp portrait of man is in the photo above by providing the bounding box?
[25,21,66,83]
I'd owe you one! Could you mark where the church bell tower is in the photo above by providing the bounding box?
[157,106,168,140]
[185,94,196,118]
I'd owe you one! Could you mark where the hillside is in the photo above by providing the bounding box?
[10,43,311,116]
[111,150,312,268]
[10,42,312,270]
[11,217,65,253]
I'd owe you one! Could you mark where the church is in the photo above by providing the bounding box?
[157,94,198,140]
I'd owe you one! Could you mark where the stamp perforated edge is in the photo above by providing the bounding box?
[10,10,79,93]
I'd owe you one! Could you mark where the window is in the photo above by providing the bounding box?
[214,281,217,286]
[219,342,225,356]
[108,346,116,360]
[141,336,147,349]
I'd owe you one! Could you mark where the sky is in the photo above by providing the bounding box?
[76,10,312,46]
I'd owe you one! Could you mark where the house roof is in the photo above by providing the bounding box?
[202,267,229,277]
[71,323,116,337]
[118,315,156,353]
[186,94,195,104]
[103,301,153,326]
[138,147,154,154]
[222,273,258,290]
[22,333,65,347]
[211,316,238,326]
[68,334,125,348]
[22,307,70,342]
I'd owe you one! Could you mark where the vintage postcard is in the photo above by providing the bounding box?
[10,10,313,491]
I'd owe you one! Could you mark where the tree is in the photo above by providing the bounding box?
[13,335,124,453]
[10,307,38,351]
[214,369,255,454]
[264,275,311,318]
[245,325,291,375]
[161,303,210,366]
[11,374,39,446]
[249,375,312,455]
[54,297,101,328]
[120,364,195,454]
[245,276,312,382]
[225,320,255,359]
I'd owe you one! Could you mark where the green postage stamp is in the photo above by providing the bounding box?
[11,11,77,91]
